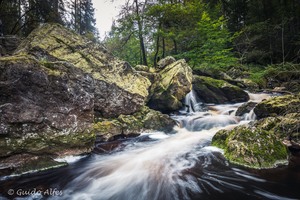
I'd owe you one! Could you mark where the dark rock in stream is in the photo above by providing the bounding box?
[193,75,250,104]
[93,106,176,141]
[235,101,257,116]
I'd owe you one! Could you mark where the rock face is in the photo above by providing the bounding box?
[93,106,176,141]
[16,23,151,118]
[212,125,288,169]
[254,94,300,119]
[0,36,21,56]
[148,59,193,112]
[0,24,151,175]
[157,56,176,70]
[212,94,300,169]
[235,101,257,117]
[193,75,249,104]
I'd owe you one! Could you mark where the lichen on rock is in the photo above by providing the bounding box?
[93,106,176,141]
[0,23,153,175]
[212,125,288,169]
[254,94,300,119]
[148,59,193,112]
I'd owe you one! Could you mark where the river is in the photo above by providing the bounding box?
[0,91,300,200]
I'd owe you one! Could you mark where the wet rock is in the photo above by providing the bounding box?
[0,154,67,176]
[212,125,288,169]
[93,106,176,141]
[254,94,300,119]
[193,75,249,104]
[235,101,257,116]
[148,59,193,113]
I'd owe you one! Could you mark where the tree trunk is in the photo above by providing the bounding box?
[173,39,177,54]
[134,0,147,66]
[162,37,165,58]
[154,34,160,67]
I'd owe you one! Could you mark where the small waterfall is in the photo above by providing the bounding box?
[181,90,204,114]
[244,109,256,121]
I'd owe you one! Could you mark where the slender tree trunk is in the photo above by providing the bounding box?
[173,39,177,54]
[134,0,147,66]
[74,0,78,31]
[154,34,160,67]
[281,20,285,65]
[162,37,165,58]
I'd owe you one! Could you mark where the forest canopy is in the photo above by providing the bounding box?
[1,0,300,68]
[0,0,97,39]
[104,0,300,69]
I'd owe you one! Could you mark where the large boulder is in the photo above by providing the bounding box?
[147,59,193,112]
[193,75,249,104]
[157,56,176,70]
[254,94,300,119]
[0,24,151,175]
[93,106,176,141]
[16,23,151,118]
[212,109,300,169]
[212,125,288,169]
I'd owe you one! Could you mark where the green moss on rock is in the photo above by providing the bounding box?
[16,23,151,98]
[148,59,193,112]
[93,106,176,141]
[212,125,288,169]
[193,75,249,104]
[0,129,95,157]
[254,94,300,119]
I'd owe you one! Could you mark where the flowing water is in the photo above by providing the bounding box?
[1,91,300,200]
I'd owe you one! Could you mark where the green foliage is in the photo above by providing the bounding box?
[181,12,237,69]
[105,30,141,66]
[245,63,300,88]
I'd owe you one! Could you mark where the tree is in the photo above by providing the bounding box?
[70,0,97,36]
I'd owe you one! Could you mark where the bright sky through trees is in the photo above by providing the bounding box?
[92,0,127,39]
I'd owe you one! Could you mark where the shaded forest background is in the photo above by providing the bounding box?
[0,0,97,39]
[1,0,300,70]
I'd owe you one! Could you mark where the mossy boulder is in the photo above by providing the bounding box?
[254,94,300,119]
[93,106,176,141]
[16,23,151,117]
[193,75,249,104]
[135,65,149,72]
[157,56,176,70]
[148,59,193,112]
[0,23,151,175]
[253,113,300,151]
[212,125,288,169]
